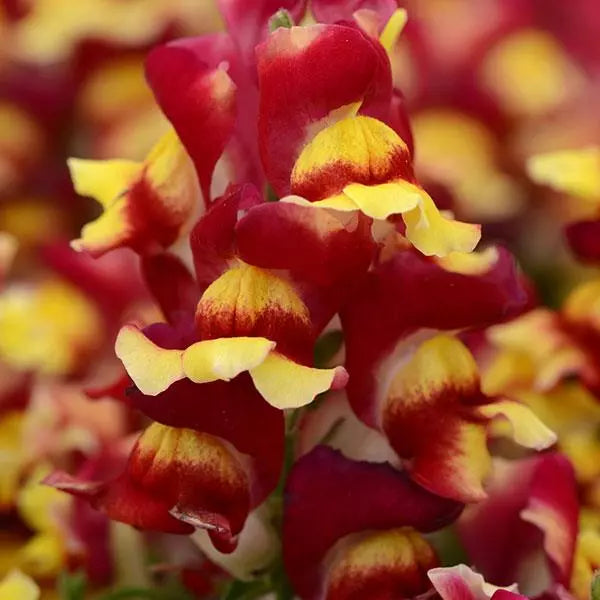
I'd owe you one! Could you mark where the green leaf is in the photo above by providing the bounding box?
[97,579,195,600]
[220,578,270,600]
[57,570,87,600]
[313,330,343,369]
[98,589,163,600]
[592,570,600,600]
[268,9,294,32]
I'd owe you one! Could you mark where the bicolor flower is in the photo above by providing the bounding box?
[70,44,238,256]
[257,20,480,256]
[342,245,530,428]
[69,127,200,257]
[218,0,400,67]
[359,334,555,503]
[458,454,579,598]
[483,279,600,399]
[126,376,285,525]
[115,185,360,410]
[282,445,462,599]
[527,147,600,262]
[48,422,256,552]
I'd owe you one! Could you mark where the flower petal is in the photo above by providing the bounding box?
[342,247,529,426]
[283,446,463,598]
[182,337,275,383]
[458,454,579,592]
[114,325,185,396]
[249,352,348,409]
[145,38,237,201]
[428,564,522,600]
[477,399,557,450]
[290,115,413,202]
[0,570,40,600]
[70,129,199,256]
[257,23,393,195]
[128,375,285,503]
[527,147,600,200]
[326,528,438,600]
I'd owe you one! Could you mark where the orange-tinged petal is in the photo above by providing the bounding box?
[388,334,480,400]
[383,335,491,502]
[182,337,275,383]
[0,570,39,600]
[477,399,556,450]
[195,262,313,358]
[326,527,438,600]
[409,422,491,503]
[527,147,600,201]
[115,325,185,396]
[130,423,250,544]
[291,115,413,202]
[249,352,348,409]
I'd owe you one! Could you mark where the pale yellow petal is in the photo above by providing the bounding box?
[479,399,557,450]
[249,352,347,409]
[0,570,39,600]
[527,147,600,200]
[182,337,276,383]
[342,182,420,220]
[114,325,184,395]
[67,157,140,208]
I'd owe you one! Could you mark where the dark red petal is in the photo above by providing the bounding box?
[565,220,600,263]
[141,252,199,325]
[236,202,375,287]
[45,466,192,536]
[145,36,237,201]
[341,247,529,425]
[283,446,463,599]
[257,23,392,196]
[458,453,579,589]
[128,375,285,503]
[190,183,263,291]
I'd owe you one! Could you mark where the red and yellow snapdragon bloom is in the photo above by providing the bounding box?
[1,0,600,599]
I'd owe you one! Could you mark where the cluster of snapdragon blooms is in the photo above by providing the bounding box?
[1,1,600,599]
